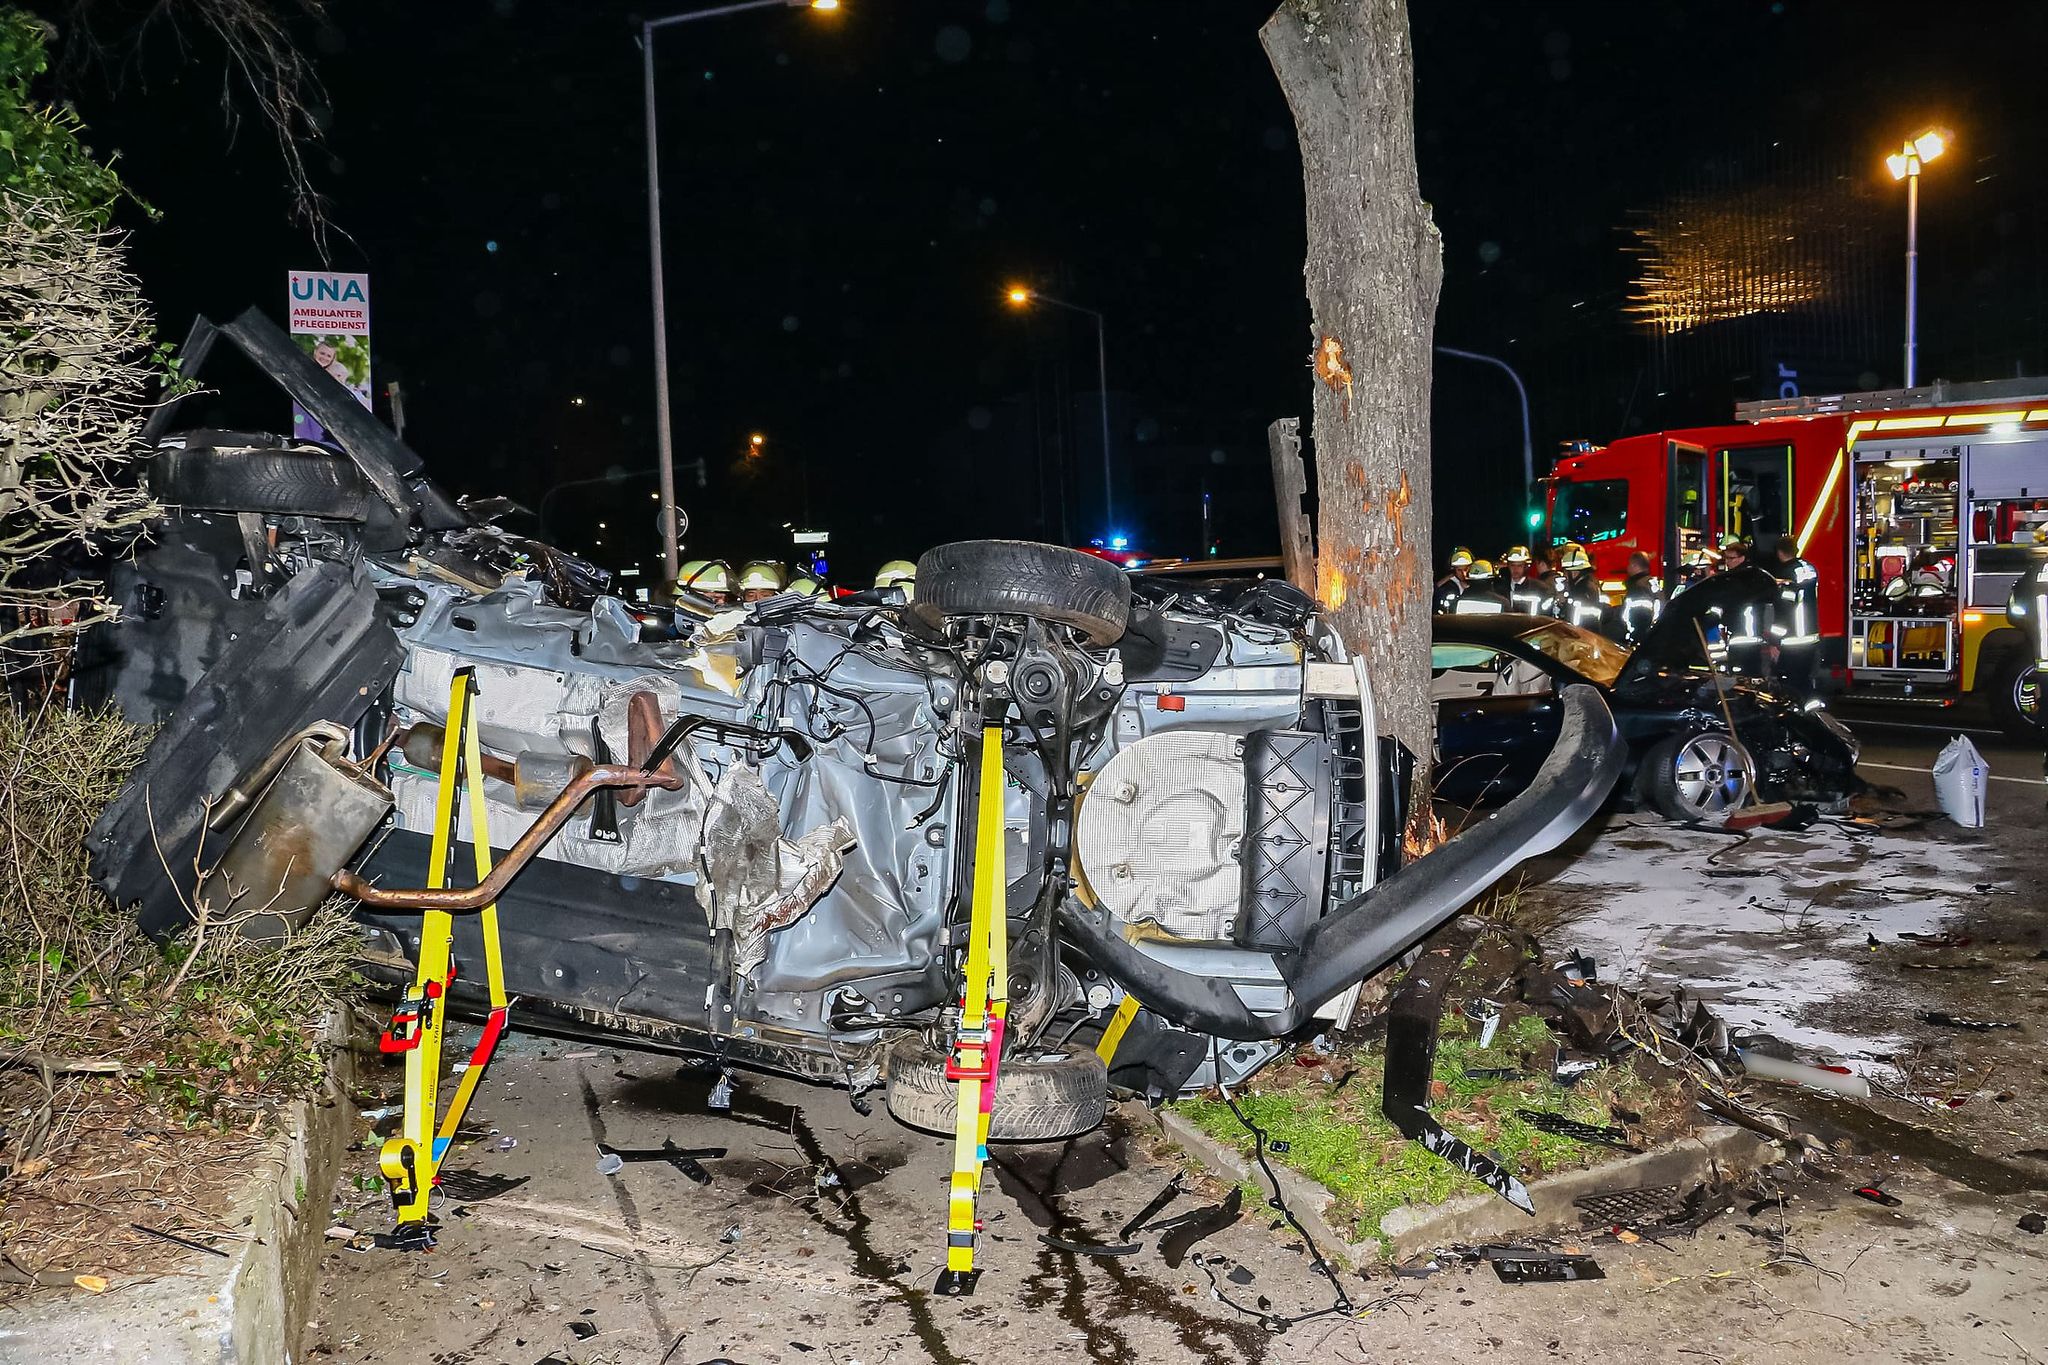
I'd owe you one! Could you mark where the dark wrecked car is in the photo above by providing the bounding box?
[1431,569,1861,822]
[84,308,1623,1139]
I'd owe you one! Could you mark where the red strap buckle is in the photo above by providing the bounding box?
[944,1042,993,1082]
[378,980,445,1053]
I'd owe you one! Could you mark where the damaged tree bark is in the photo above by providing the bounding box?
[1262,0,1443,842]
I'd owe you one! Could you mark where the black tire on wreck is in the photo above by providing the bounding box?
[883,1039,1108,1141]
[914,539,1131,646]
[150,444,367,521]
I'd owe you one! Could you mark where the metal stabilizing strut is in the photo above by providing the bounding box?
[933,715,1010,1297]
[376,668,511,1250]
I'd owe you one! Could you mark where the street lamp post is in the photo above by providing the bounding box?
[1434,344,1533,495]
[1886,128,1949,389]
[1007,286,1114,531]
[641,0,838,585]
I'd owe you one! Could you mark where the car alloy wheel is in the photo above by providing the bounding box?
[1669,732,1754,817]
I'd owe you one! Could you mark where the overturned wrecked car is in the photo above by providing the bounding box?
[86,308,1623,1143]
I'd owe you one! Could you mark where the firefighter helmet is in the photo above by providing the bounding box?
[1680,544,1722,569]
[875,559,917,598]
[684,559,733,595]
[786,572,824,599]
[737,560,786,595]
[1556,542,1592,572]
[1500,545,1532,565]
[1466,558,1496,582]
[1718,533,1750,553]
[1447,545,1474,568]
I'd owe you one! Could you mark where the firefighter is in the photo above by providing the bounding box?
[1453,559,1506,614]
[2007,544,2048,788]
[875,559,917,601]
[1553,542,1606,632]
[1771,537,1822,703]
[1674,543,1720,595]
[681,559,735,606]
[1500,545,1547,614]
[1716,536,1769,678]
[737,560,787,604]
[1434,546,1474,614]
[1619,551,1664,646]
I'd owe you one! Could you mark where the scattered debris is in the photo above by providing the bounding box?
[1918,1011,2019,1032]
[359,1104,402,1122]
[1516,1109,1640,1152]
[1384,924,1534,1214]
[72,1274,109,1294]
[1491,1253,1604,1283]
[1573,1183,1729,1235]
[1852,1184,1903,1208]
[491,1136,520,1152]
[1899,931,1972,948]
[2018,1212,2045,1235]
[1738,1049,1873,1098]
[128,1223,229,1258]
[1037,1234,1141,1257]
[719,1224,743,1244]
[594,1138,724,1185]
[568,1321,599,1340]
[708,1072,735,1111]
[1157,1186,1243,1268]
[1119,1178,1182,1241]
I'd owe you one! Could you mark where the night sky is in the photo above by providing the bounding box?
[51,1,2048,585]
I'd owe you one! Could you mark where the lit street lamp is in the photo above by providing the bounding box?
[1006,285,1115,532]
[1886,127,1949,388]
[641,0,839,584]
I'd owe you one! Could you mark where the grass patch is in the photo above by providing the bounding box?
[0,705,360,1290]
[1177,1002,1678,1257]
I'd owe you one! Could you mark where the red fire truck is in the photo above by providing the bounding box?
[1544,378,2048,735]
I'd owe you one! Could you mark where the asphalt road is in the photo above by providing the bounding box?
[305,704,2048,1365]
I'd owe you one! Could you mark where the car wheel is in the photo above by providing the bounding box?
[1988,651,2043,741]
[1645,730,1754,823]
[151,445,367,520]
[914,539,1131,646]
[883,1037,1107,1141]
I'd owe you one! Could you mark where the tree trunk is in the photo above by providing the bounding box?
[1262,0,1442,847]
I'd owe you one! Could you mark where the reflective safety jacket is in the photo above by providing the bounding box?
[1719,578,1768,646]
[2009,557,2048,669]
[1771,555,1820,647]
[1433,573,1466,615]
[1453,584,1507,615]
[1558,572,1607,632]
[1503,571,1549,615]
[1620,572,1664,645]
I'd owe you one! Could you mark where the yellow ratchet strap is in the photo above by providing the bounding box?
[936,721,1008,1295]
[377,668,510,1249]
[1095,993,1142,1065]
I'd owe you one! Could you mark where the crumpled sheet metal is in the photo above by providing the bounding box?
[695,761,857,980]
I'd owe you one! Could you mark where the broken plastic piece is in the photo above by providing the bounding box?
[568,1322,598,1341]
[1516,1109,1640,1152]
[2018,1212,2044,1235]
[596,1152,625,1176]
[1037,1234,1141,1257]
[1119,1179,1182,1241]
[1385,925,1534,1215]
[1852,1184,1902,1208]
[1738,1049,1873,1098]
[1491,1254,1603,1283]
[708,1072,734,1111]
[1918,1011,2017,1032]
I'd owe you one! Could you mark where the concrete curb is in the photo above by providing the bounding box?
[0,1017,355,1364]
[1154,1104,1782,1265]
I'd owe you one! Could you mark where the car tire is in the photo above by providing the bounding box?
[151,445,367,521]
[1987,650,2042,741]
[883,1038,1107,1141]
[1644,730,1754,823]
[914,539,1131,646]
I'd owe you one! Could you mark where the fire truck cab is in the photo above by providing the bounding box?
[1545,378,2048,736]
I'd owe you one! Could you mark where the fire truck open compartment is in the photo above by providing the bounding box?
[1848,444,1959,680]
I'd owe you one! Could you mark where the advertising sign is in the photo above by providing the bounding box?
[287,270,371,444]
